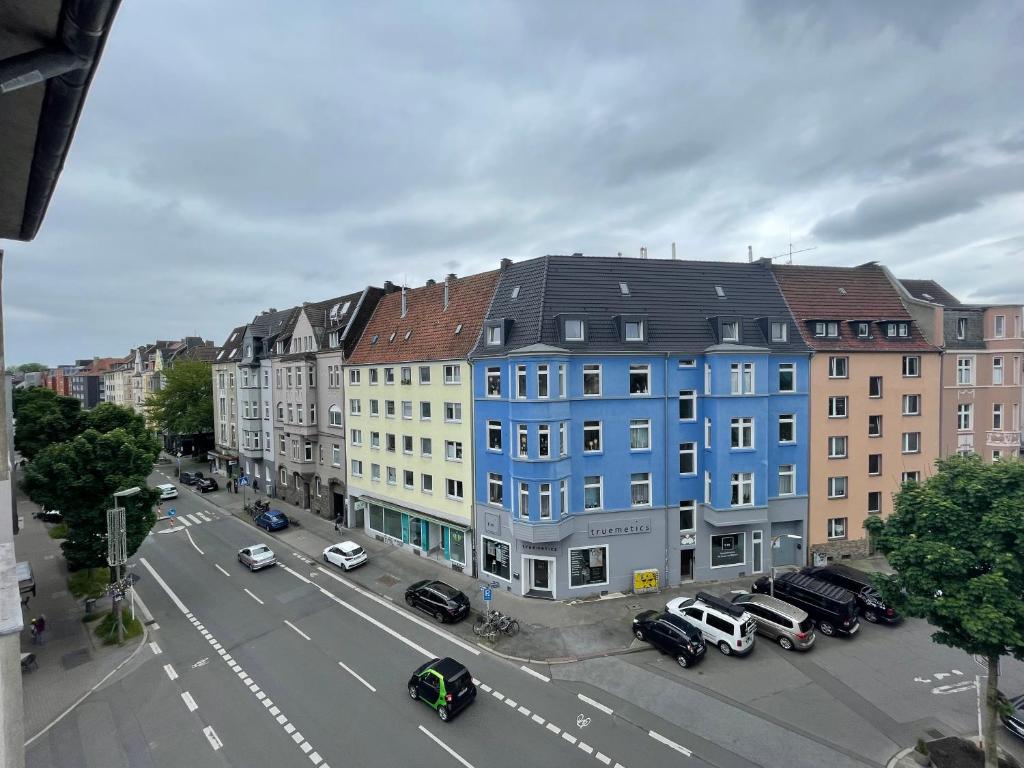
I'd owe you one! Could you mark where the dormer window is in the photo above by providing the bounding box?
[885,322,910,338]
[856,323,870,339]
[715,285,726,299]
[564,319,584,341]
[370,335,378,346]
[486,325,502,346]
[510,286,521,300]
[624,320,645,342]
[957,317,967,339]
[722,321,739,342]
[899,322,909,337]
[814,321,839,338]
[619,282,630,296]
[404,330,412,341]
[454,323,463,335]
[770,322,787,342]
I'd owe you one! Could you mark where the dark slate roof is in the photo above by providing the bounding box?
[899,279,961,307]
[216,326,248,363]
[473,255,810,356]
[249,306,297,338]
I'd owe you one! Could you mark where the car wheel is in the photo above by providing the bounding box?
[778,635,794,651]
[818,621,836,636]
[634,628,645,641]
[676,654,690,669]
[434,611,445,624]
[408,685,418,700]
[248,562,255,572]
[323,554,329,563]
[718,641,732,656]
[437,705,449,722]
[864,610,879,623]
[405,594,415,607]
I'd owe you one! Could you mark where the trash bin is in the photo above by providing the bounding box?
[84,598,97,614]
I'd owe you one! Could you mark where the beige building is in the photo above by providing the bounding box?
[210,327,245,475]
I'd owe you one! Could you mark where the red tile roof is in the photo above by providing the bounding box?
[771,263,938,352]
[347,271,500,364]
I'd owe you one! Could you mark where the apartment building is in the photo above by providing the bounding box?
[102,357,134,408]
[210,327,245,475]
[773,263,941,563]
[345,272,500,573]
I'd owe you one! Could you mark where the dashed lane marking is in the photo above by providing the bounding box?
[203,725,223,751]
[561,732,577,745]
[546,723,561,735]
[419,725,475,768]
[284,620,311,641]
[181,692,198,712]
[596,752,611,765]
[163,664,178,681]
[214,564,230,577]
[244,588,264,605]
[578,693,614,715]
[649,730,692,757]
[149,642,162,656]
[338,660,376,693]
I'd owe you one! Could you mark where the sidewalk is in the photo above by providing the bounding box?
[175,453,892,663]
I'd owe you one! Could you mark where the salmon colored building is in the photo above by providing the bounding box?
[772,263,941,562]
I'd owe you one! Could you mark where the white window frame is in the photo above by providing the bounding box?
[993,356,1004,385]
[778,363,795,393]
[582,364,602,396]
[679,442,696,475]
[828,396,848,418]
[630,472,652,507]
[443,364,461,385]
[539,483,551,519]
[443,402,462,423]
[827,476,848,499]
[487,473,503,507]
[518,482,529,519]
[629,419,651,451]
[730,472,754,507]
[564,319,584,342]
[994,315,1006,338]
[584,476,602,510]
[827,517,847,540]
[730,417,754,449]
[828,435,847,458]
[583,421,601,453]
[516,365,527,399]
[957,356,974,385]
[828,356,848,379]
[537,364,549,398]
[778,464,795,496]
[722,320,739,342]
[567,544,609,589]
[902,394,921,416]
[538,424,551,458]
[778,413,795,443]
[770,322,787,342]
[485,367,501,398]
[679,389,696,421]
[625,320,645,342]
[993,404,1004,430]
[480,536,511,581]
[902,431,921,454]
[444,440,464,462]
[629,364,651,396]
[487,420,502,452]
[445,478,464,501]
[349,398,361,416]
[957,403,973,431]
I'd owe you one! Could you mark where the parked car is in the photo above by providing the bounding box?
[665,591,757,656]
[323,541,367,571]
[157,483,178,500]
[238,544,276,571]
[404,580,470,623]
[180,471,203,486]
[196,477,219,493]
[255,510,289,531]
[408,657,476,722]
[16,561,35,602]
[632,610,706,668]
[999,691,1024,740]
[801,564,900,624]
[752,572,860,637]
[33,508,63,523]
[730,592,816,651]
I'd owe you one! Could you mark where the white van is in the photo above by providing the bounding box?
[666,591,757,656]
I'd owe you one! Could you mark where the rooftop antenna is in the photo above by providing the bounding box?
[640,246,648,259]
[775,237,816,264]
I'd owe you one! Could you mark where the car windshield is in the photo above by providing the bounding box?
[798,617,814,632]
[432,583,460,599]
[346,546,364,556]
[446,670,471,693]
[252,545,270,556]
[269,513,284,520]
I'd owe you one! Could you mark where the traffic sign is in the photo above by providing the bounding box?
[483,588,493,602]
[489,581,499,589]
[238,476,250,487]
[167,508,177,517]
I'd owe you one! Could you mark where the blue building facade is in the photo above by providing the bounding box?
[471,255,810,599]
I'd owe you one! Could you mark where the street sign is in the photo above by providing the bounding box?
[239,476,250,487]
[489,581,499,589]
[483,588,492,602]
[167,508,177,517]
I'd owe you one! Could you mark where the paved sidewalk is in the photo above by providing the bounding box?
[172,453,893,663]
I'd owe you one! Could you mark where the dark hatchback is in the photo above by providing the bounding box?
[1001,692,1024,740]
[180,471,203,486]
[408,657,477,722]
[801,564,901,624]
[196,477,219,493]
[405,580,471,623]
[255,510,289,531]
[632,610,706,668]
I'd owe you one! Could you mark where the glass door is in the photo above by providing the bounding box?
[532,559,550,590]
[752,530,763,573]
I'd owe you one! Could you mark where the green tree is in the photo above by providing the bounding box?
[12,387,82,460]
[145,360,213,435]
[21,427,161,570]
[14,362,48,373]
[865,456,1024,768]
[81,402,153,443]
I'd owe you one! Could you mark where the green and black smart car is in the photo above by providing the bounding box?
[407,657,477,722]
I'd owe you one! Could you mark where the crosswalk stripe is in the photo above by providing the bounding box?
[185,513,202,525]
[180,518,192,527]
[197,512,212,522]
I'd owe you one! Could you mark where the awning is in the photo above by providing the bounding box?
[207,450,238,463]
[357,494,471,532]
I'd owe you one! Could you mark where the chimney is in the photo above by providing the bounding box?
[500,258,512,270]
[401,286,408,318]
[572,252,583,258]
[444,273,456,310]
[672,242,677,260]
[748,245,753,263]
[425,278,436,287]
[640,246,647,259]
[383,280,396,293]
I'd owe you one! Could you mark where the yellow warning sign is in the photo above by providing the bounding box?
[633,568,660,594]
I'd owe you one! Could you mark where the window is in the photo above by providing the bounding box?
[369,368,379,385]
[386,466,396,485]
[902,394,921,416]
[957,403,973,431]
[827,517,847,539]
[538,425,550,457]
[279,435,286,455]
[679,442,696,474]
[730,417,753,449]
[722,321,739,342]
[868,453,882,476]
[778,364,795,392]
[385,400,395,418]
[445,441,463,461]
[710,533,744,569]
[868,491,882,515]
[403,470,414,490]
[277,402,284,420]
[487,421,502,451]
[827,476,848,499]
[287,403,293,422]
[902,356,920,378]
[629,364,650,395]
[629,419,651,450]
[583,364,601,396]
[446,479,464,501]
[957,317,967,340]
[296,368,302,387]
[349,398,361,416]
[583,421,601,452]
[418,366,431,384]
[385,433,396,453]
[828,396,848,418]
[370,431,380,449]
[443,364,460,384]
[704,471,712,504]
[350,459,363,477]
[420,437,432,457]
[770,322,788,342]
[679,500,696,532]
[517,424,528,457]
[814,321,839,337]
[957,356,974,385]
[730,473,753,506]
[584,476,602,510]
[704,417,712,447]
[518,483,529,518]
[384,367,395,385]
[869,376,883,398]
[902,471,921,483]
[829,356,848,378]
[902,431,921,454]
[537,364,549,398]
[564,319,584,341]
[828,436,848,458]
[329,405,342,427]
[679,358,696,368]
[778,465,795,496]
[559,480,567,517]
[297,404,304,424]
[868,415,883,437]
[287,368,294,387]
[444,402,462,422]
[993,404,1004,430]
[350,428,362,446]
[995,315,1006,338]
[488,473,503,505]
[778,414,795,442]
[569,545,607,588]
[993,356,1004,385]
[486,367,501,397]
[274,370,281,389]
[486,325,502,346]
[625,320,645,341]
[679,390,696,420]
[516,365,527,399]
[856,322,870,338]
[402,435,413,454]
[558,364,566,398]
[332,444,341,466]
[417,401,430,421]
[631,473,651,507]
[730,362,754,394]
[559,422,567,456]
[539,483,551,519]
[309,402,316,424]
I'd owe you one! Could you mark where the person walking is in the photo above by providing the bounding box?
[35,614,46,645]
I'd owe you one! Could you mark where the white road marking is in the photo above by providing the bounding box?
[291,732,304,744]
[249,683,260,693]
[596,752,611,765]
[520,665,550,683]
[276,714,288,725]
[163,664,178,681]
[479,683,492,693]
[338,660,376,692]
[179,517,192,527]
[309,752,322,765]
[518,705,531,716]
[185,513,202,525]
[546,722,561,735]
[151,623,160,630]
[244,588,264,605]
[300,741,312,753]
[184,529,204,554]
[203,725,223,751]
[491,690,504,701]
[531,714,545,725]
[139,558,189,612]
[578,742,594,755]
[270,706,280,716]
[149,642,162,656]
[561,732,577,745]
[649,730,693,757]
[284,723,295,734]
[284,620,311,640]
[419,725,475,768]
[505,698,517,708]
[181,692,198,712]
[577,693,614,715]
[198,512,212,522]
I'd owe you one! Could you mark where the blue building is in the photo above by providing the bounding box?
[471,255,810,599]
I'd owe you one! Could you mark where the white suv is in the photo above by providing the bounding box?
[666,591,757,656]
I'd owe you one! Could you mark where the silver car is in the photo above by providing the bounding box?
[730,592,816,651]
[238,544,276,571]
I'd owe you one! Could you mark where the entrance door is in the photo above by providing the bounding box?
[303,482,311,509]
[522,556,555,599]
[752,530,763,573]
[680,549,694,582]
[332,491,345,525]
[532,559,550,590]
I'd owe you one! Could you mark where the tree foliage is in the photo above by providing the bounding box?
[145,360,213,435]
[13,387,82,460]
[14,362,48,373]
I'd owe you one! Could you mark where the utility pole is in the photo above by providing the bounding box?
[108,487,140,643]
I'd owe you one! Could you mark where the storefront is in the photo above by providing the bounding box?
[207,450,238,477]
[360,495,471,573]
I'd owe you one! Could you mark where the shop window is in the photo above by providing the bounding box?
[710,533,745,568]
[482,537,511,580]
[569,546,607,588]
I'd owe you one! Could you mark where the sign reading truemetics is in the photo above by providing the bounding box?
[587,518,651,538]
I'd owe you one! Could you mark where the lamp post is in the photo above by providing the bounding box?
[769,534,803,597]
[109,486,141,644]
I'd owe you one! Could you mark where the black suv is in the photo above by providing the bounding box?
[405,580,471,623]
[196,477,219,493]
[801,564,900,624]
[632,611,706,668]
[180,471,203,485]
[752,572,860,637]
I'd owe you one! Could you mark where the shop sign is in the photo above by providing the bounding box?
[633,568,660,594]
[587,518,651,538]
[680,534,696,547]
[522,543,558,553]
[382,534,402,548]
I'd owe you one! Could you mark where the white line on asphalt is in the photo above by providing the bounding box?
[531,714,544,725]
[244,588,264,605]
[284,620,311,641]
[595,752,611,765]
[149,642,162,656]
[276,714,287,725]
[163,664,178,681]
[545,723,560,735]
[139,558,189,613]
[291,732,304,744]
[504,698,517,708]
[578,741,593,755]
[284,723,295,734]
[185,529,204,554]
[203,725,223,751]
[181,692,198,712]
[520,665,550,683]
[309,752,322,765]
[179,517,192,527]
[577,693,614,715]
[185,513,202,525]
[214,564,230,577]
[419,725,475,768]
[479,683,492,693]
[491,690,504,701]
[649,730,693,757]
[338,660,377,692]
[300,741,312,753]
[561,732,577,745]
[517,705,531,716]
[198,512,212,522]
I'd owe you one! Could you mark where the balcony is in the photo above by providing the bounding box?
[510,516,574,543]
[986,430,1022,448]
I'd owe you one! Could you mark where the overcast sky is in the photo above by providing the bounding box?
[5,0,1023,365]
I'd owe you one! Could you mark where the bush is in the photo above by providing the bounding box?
[47,523,68,540]
[94,608,143,645]
[68,568,110,600]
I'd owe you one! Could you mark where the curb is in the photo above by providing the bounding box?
[885,747,915,768]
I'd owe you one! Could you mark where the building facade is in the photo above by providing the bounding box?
[472,255,810,599]
[210,327,245,476]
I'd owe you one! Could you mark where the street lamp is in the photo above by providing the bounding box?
[769,534,803,597]
[109,486,141,644]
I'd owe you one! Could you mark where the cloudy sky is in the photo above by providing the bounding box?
[5,0,1023,365]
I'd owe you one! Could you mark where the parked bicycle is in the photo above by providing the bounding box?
[244,499,270,517]
[472,608,520,639]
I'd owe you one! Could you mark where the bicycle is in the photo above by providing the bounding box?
[472,609,520,639]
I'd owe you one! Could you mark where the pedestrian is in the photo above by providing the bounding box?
[29,618,38,645]
[35,614,46,645]
[233,478,238,494]
[334,513,340,532]
[253,478,259,491]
